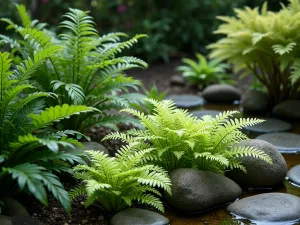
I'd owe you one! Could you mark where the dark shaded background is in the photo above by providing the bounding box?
[0,0,288,63]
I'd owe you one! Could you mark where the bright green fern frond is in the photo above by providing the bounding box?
[226,146,272,164]
[98,32,128,44]
[272,42,296,55]
[15,4,31,28]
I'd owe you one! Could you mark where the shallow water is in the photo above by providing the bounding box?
[164,103,300,225]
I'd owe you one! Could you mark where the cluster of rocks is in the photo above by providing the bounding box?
[242,90,300,120]
[109,139,300,225]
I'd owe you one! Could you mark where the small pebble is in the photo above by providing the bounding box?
[98,215,104,221]
[82,219,88,224]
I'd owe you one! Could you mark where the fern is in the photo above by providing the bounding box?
[209,0,300,104]
[70,150,171,213]
[176,53,234,89]
[1,5,147,132]
[0,51,93,213]
[105,98,272,173]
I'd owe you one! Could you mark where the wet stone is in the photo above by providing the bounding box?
[165,168,242,213]
[80,142,109,154]
[226,139,287,187]
[242,89,269,113]
[0,216,12,225]
[287,165,300,186]
[228,193,300,222]
[191,110,221,119]
[2,198,29,217]
[110,208,169,225]
[256,132,300,153]
[170,75,185,86]
[243,118,292,135]
[272,100,300,120]
[202,84,241,103]
[166,95,205,109]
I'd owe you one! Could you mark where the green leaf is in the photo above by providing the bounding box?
[28,104,96,131]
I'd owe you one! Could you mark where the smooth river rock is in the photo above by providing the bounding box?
[191,110,221,119]
[287,165,300,186]
[166,95,205,109]
[241,89,269,113]
[1,198,29,217]
[272,100,300,119]
[226,140,287,187]
[243,118,292,135]
[164,168,242,213]
[110,208,169,225]
[170,75,185,86]
[202,84,241,103]
[228,193,300,222]
[256,132,300,153]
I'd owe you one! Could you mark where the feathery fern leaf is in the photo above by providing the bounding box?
[106,98,271,173]
[71,150,171,213]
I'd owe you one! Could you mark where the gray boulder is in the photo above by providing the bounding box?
[226,139,287,187]
[166,95,205,109]
[164,168,242,213]
[11,215,45,225]
[287,165,300,186]
[110,208,169,225]
[66,141,109,155]
[228,193,300,222]
[2,198,29,217]
[202,84,241,103]
[272,100,300,119]
[80,142,109,154]
[0,216,12,225]
[241,89,269,113]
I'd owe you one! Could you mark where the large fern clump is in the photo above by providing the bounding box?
[1,5,147,132]
[208,0,300,104]
[104,99,272,173]
[0,51,96,213]
[70,149,171,213]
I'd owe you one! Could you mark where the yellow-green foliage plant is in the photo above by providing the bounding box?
[104,99,272,173]
[208,0,300,104]
[70,150,171,213]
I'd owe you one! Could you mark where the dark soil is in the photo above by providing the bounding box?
[22,60,249,225]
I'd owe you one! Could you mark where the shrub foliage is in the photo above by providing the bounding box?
[209,0,300,104]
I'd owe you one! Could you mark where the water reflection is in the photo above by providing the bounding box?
[232,213,300,225]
